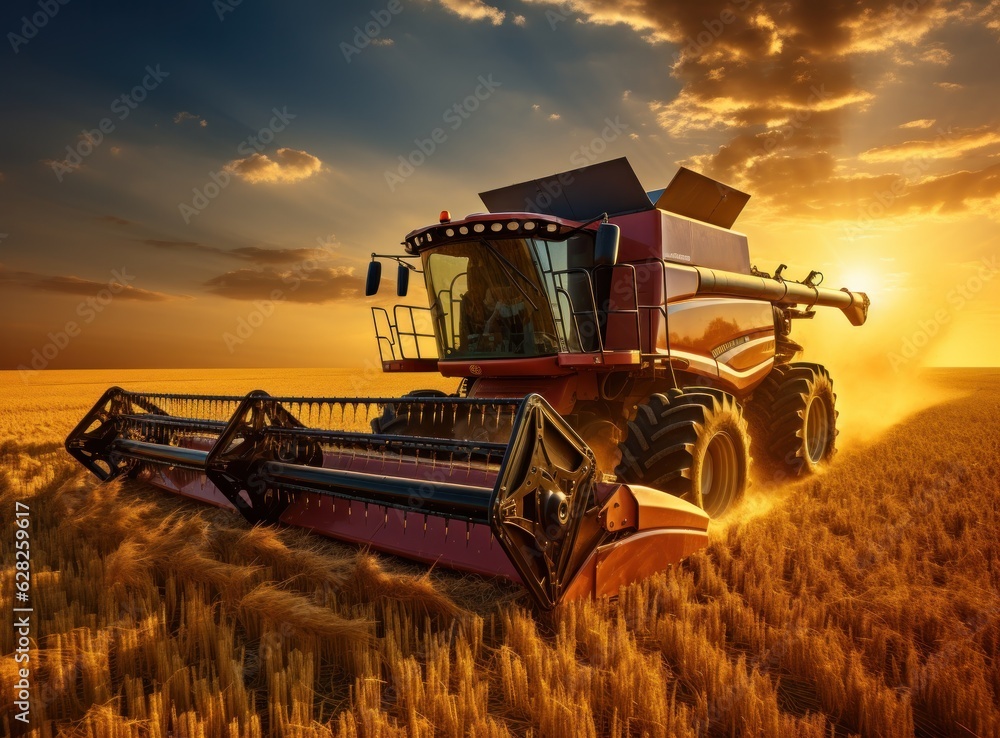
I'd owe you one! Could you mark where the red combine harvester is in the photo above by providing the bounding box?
[67,159,869,609]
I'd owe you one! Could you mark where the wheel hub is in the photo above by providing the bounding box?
[804,396,830,464]
[701,431,739,517]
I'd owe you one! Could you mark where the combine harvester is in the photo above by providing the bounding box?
[67,159,869,609]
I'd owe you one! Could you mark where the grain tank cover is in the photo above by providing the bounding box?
[479,157,654,221]
[480,159,750,230]
[653,167,750,229]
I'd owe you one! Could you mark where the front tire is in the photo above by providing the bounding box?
[615,388,750,518]
[752,362,838,476]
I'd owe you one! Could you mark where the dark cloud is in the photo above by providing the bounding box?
[142,239,205,252]
[174,111,207,127]
[98,215,133,226]
[138,239,330,265]
[204,266,364,303]
[0,266,181,301]
[229,246,332,265]
[524,0,997,222]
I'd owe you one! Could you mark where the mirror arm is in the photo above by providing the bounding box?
[560,212,609,240]
[371,253,422,274]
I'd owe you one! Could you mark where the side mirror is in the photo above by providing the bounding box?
[396,264,410,297]
[594,223,620,267]
[365,260,382,296]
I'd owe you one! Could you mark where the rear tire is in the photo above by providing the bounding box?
[615,388,750,518]
[752,362,837,476]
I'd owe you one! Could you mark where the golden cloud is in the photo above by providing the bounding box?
[859,127,1000,164]
[743,162,1000,222]
[432,0,505,25]
[224,147,325,184]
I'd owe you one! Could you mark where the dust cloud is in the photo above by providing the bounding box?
[794,297,962,450]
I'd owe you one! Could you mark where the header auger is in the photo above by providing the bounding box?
[68,158,868,609]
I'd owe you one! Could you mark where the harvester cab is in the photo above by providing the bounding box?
[367,158,868,491]
[68,158,869,610]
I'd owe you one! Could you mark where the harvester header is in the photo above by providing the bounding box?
[67,388,708,609]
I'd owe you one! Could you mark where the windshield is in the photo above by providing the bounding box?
[422,237,589,359]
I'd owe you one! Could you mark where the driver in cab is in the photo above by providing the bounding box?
[460,254,532,354]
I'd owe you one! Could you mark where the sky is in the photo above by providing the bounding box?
[1,0,998,373]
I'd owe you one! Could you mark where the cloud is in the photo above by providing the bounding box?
[859,126,1000,164]
[651,86,873,137]
[519,0,1000,227]
[33,276,178,301]
[685,110,843,182]
[141,238,206,252]
[138,239,330,265]
[229,246,332,265]
[919,47,953,65]
[976,0,1000,37]
[519,1,957,134]
[99,215,133,226]
[429,0,505,25]
[42,157,83,174]
[371,38,395,46]
[223,147,325,184]
[204,266,364,303]
[0,266,181,301]
[174,111,208,127]
[739,160,1000,222]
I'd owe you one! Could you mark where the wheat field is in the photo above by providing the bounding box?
[1,367,999,737]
